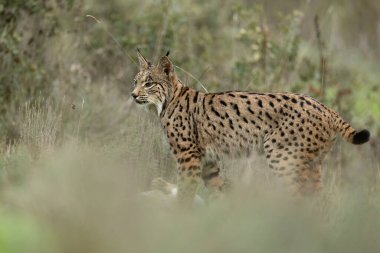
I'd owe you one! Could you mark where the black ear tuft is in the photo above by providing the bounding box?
[165,50,170,57]
[157,56,173,76]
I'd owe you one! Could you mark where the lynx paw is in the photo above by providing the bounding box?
[151,177,177,195]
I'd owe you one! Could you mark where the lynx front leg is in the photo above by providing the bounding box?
[176,153,202,207]
[202,160,225,201]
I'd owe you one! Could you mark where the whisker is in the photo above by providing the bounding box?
[174,65,209,93]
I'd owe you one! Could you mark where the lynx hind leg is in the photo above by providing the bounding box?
[151,177,177,195]
[263,141,323,196]
[291,161,322,195]
[293,147,332,195]
[201,160,225,201]
[303,161,322,193]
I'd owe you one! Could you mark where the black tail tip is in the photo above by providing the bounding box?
[352,129,370,145]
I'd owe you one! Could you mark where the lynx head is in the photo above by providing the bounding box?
[131,49,177,114]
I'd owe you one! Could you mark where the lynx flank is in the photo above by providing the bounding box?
[131,50,370,204]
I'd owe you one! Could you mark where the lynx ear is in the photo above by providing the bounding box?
[157,56,174,76]
[136,48,149,70]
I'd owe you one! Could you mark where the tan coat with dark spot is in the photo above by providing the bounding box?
[131,50,370,205]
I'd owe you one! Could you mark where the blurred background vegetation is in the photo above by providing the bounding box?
[0,0,379,252]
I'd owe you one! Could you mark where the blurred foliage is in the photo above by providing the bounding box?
[0,0,379,144]
[0,0,379,252]
[0,209,53,253]
[0,144,379,253]
[232,6,303,90]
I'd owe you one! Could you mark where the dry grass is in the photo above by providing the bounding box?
[1,145,379,253]
[0,99,379,253]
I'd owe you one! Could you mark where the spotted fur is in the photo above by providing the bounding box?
[131,50,370,204]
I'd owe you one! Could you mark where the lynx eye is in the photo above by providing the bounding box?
[144,82,155,88]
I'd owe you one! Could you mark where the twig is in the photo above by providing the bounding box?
[153,2,170,62]
[314,15,327,99]
[259,12,269,87]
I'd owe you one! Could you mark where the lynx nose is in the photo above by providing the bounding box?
[131,92,138,99]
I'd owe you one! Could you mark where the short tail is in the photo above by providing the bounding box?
[334,115,370,145]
